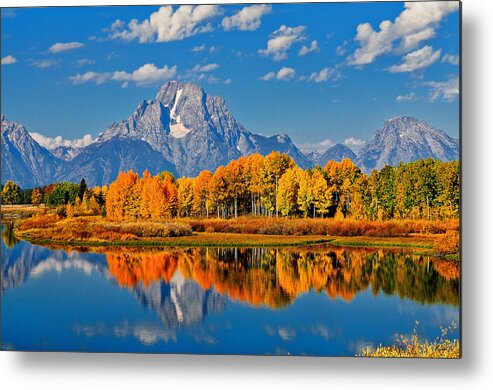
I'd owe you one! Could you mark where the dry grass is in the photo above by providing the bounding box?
[17,216,192,243]
[186,217,458,237]
[359,323,460,358]
[15,215,458,251]
[434,230,460,255]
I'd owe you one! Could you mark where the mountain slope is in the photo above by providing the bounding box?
[56,138,176,186]
[1,115,59,188]
[357,116,459,173]
[305,143,357,167]
[96,80,310,177]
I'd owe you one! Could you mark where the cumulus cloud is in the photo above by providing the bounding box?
[260,67,296,81]
[224,78,232,85]
[49,41,84,53]
[442,53,459,65]
[388,45,441,73]
[259,25,306,61]
[307,67,342,83]
[108,5,222,43]
[1,55,17,65]
[298,40,319,56]
[396,92,419,102]
[347,2,458,66]
[222,4,272,31]
[70,63,177,87]
[30,132,95,150]
[424,76,459,101]
[343,137,366,152]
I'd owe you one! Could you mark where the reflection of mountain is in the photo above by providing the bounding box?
[1,231,107,292]
[2,230,460,312]
[103,246,460,307]
[132,272,225,329]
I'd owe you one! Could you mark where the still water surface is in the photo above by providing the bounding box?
[1,224,459,356]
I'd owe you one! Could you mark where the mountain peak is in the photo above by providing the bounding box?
[357,117,459,172]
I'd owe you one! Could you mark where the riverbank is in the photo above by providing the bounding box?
[10,214,450,252]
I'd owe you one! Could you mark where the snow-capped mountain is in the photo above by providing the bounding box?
[356,116,460,173]
[93,80,310,180]
[1,83,459,188]
[1,114,59,188]
[305,143,357,167]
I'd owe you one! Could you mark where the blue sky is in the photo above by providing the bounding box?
[1,2,460,152]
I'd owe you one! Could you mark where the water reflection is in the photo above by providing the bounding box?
[100,246,459,307]
[1,224,460,354]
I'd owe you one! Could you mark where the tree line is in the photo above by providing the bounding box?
[104,152,459,221]
[1,151,459,221]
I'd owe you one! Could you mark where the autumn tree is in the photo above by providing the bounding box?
[260,152,295,217]
[297,169,313,217]
[1,181,20,205]
[106,170,141,221]
[276,167,301,217]
[31,188,43,207]
[192,170,212,217]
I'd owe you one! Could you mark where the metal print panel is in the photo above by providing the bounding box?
[0,1,461,357]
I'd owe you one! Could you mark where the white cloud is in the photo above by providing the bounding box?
[49,41,84,53]
[442,53,459,65]
[424,76,459,102]
[298,40,319,56]
[343,137,366,152]
[307,67,342,83]
[347,2,458,66]
[224,78,232,85]
[336,41,348,56]
[301,139,335,153]
[222,4,271,31]
[29,59,58,68]
[191,44,206,52]
[258,25,306,61]
[260,71,275,81]
[260,67,296,81]
[108,5,222,43]
[388,45,441,73]
[190,63,219,73]
[1,55,17,65]
[70,63,177,87]
[73,58,95,67]
[396,92,419,102]
[30,132,95,150]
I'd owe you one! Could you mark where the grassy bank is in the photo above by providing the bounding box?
[13,214,455,251]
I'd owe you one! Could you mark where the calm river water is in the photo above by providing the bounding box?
[1,223,460,356]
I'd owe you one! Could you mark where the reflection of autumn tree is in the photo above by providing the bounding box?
[1,222,19,248]
[102,246,459,308]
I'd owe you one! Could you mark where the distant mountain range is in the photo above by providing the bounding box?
[1,81,460,188]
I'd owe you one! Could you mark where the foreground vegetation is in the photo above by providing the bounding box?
[13,213,458,253]
[359,323,460,358]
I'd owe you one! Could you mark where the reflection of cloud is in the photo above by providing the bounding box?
[30,257,100,277]
[113,321,177,346]
[310,324,332,340]
[263,325,296,341]
[278,327,296,341]
[73,322,108,337]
